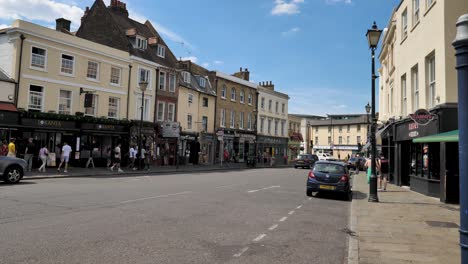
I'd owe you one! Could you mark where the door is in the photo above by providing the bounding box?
[446,142,459,204]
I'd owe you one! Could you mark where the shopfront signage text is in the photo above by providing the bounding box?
[409,109,436,126]
[22,118,76,129]
[408,122,419,130]
[409,131,419,138]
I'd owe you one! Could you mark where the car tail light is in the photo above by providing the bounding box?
[308,171,316,179]
[340,175,349,182]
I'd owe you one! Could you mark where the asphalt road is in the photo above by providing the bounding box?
[0,168,350,264]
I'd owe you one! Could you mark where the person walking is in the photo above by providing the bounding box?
[378,154,389,191]
[85,144,95,169]
[106,146,112,168]
[0,140,8,156]
[57,142,72,173]
[110,143,123,173]
[24,138,36,172]
[354,154,360,175]
[141,146,150,171]
[38,145,49,172]
[129,145,136,170]
[7,138,16,157]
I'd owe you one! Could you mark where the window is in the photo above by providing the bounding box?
[108,97,119,118]
[413,0,420,26]
[427,0,434,8]
[282,103,285,114]
[187,114,193,129]
[139,68,150,85]
[268,119,272,134]
[402,9,408,39]
[328,136,332,145]
[248,113,252,130]
[357,125,361,132]
[328,126,332,133]
[220,109,226,127]
[28,85,43,111]
[268,100,272,111]
[315,127,318,132]
[188,94,193,104]
[315,136,319,146]
[426,54,436,108]
[58,90,72,114]
[261,97,265,109]
[248,93,253,105]
[157,101,165,121]
[239,112,244,129]
[168,103,175,122]
[240,90,245,103]
[274,120,278,136]
[136,96,150,121]
[231,88,236,101]
[86,61,99,80]
[357,136,361,144]
[157,44,165,58]
[347,125,350,132]
[182,71,191,84]
[199,77,206,88]
[389,81,394,114]
[159,71,166,90]
[168,74,176,92]
[347,136,350,144]
[230,111,235,128]
[221,86,227,99]
[412,65,419,111]
[402,74,407,116]
[110,67,121,85]
[31,47,46,69]
[202,116,208,131]
[85,94,98,116]
[281,121,285,136]
[260,118,265,133]
[275,102,279,113]
[137,37,147,49]
[60,54,74,75]
[338,136,342,145]
[339,126,343,133]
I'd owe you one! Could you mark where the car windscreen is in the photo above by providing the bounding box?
[313,163,346,174]
[297,155,310,160]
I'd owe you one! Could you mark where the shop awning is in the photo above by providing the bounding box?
[0,102,17,112]
[376,123,392,145]
[413,130,459,143]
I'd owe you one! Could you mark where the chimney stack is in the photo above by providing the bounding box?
[261,81,274,90]
[55,18,71,32]
[109,0,129,17]
[233,67,250,81]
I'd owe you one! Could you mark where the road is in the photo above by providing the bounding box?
[0,168,350,264]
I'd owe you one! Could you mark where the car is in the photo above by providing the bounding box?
[0,156,27,184]
[306,160,353,201]
[347,157,366,171]
[317,153,335,161]
[294,154,318,169]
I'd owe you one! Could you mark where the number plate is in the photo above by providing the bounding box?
[319,185,336,190]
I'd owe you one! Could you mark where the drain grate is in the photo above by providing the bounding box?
[425,221,459,228]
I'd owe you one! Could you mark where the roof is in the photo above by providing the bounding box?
[0,69,15,83]
[179,72,216,97]
[289,114,325,119]
[307,115,368,126]
[215,71,258,89]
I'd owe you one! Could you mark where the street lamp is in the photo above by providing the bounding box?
[138,81,148,170]
[365,102,371,145]
[366,21,383,203]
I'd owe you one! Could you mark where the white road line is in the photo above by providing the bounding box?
[268,224,279,231]
[253,234,267,242]
[288,210,295,215]
[296,205,303,209]
[233,247,249,258]
[247,185,280,193]
[119,191,192,204]
[279,216,288,222]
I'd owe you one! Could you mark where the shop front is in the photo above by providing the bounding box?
[199,133,215,164]
[0,107,21,142]
[257,136,289,166]
[237,133,256,163]
[156,122,179,166]
[288,132,303,162]
[179,132,199,165]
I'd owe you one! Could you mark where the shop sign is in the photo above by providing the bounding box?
[81,123,125,132]
[240,134,256,141]
[162,122,180,138]
[216,129,224,137]
[409,109,436,126]
[409,131,419,138]
[22,118,75,129]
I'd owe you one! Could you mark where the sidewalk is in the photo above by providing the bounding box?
[23,162,291,180]
[349,173,460,264]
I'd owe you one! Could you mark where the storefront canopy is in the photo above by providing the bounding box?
[413,130,459,143]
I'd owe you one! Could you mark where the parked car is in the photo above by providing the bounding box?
[347,157,366,171]
[294,154,318,169]
[306,160,353,201]
[0,156,27,184]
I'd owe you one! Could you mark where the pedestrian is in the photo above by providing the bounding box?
[7,138,16,157]
[0,140,8,156]
[106,146,112,168]
[38,145,49,172]
[354,154,360,175]
[378,153,389,191]
[141,146,150,171]
[110,143,123,173]
[365,155,380,184]
[57,142,72,173]
[223,149,229,163]
[85,144,95,169]
[24,138,36,172]
[347,153,350,160]
[129,145,136,170]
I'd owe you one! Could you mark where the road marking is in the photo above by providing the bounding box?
[288,210,295,215]
[247,185,280,193]
[279,216,288,222]
[296,205,303,209]
[253,234,267,242]
[119,191,192,204]
[268,224,279,231]
[233,247,249,258]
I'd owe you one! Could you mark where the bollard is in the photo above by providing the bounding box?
[453,14,468,264]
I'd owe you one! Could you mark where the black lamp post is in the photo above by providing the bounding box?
[138,81,148,170]
[366,21,383,203]
[365,102,371,147]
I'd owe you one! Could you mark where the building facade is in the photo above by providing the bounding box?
[257,81,289,165]
[287,114,303,162]
[378,0,468,202]
[209,68,257,163]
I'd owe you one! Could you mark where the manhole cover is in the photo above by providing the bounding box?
[425,221,459,228]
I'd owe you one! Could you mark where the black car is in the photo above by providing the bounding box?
[294,154,318,169]
[306,161,353,201]
[347,157,365,171]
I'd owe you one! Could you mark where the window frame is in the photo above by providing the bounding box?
[260,117,265,133]
[60,53,75,76]
[199,77,206,88]
[84,94,99,117]
[182,71,191,84]
[157,44,166,58]
[187,114,193,130]
[86,61,100,81]
[110,66,122,86]
[136,36,148,50]
[248,93,253,105]
[401,9,408,39]
[28,84,44,112]
[58,89,72,115]
[30,46,47,71]
[239,112,244,129]
[426,53,436,109]
[413,0,420,26]
[221,86,227,99]
[230,111,235,128]
[138,67,151,88]
[231,88,236,102]
[412,65,419,111]
[220,108,226,127]
[159,71,166,91]
[157,101,166,121]
[401,74,407,116]
[202,97,209,107]
[135,96,150,121]
[108,96,120,119]
[169,73,176,92]
[202,116,208,132]
[167,103,175,122]
[239,90,245,104]
[248,113,252,130]
[188,93,194,104]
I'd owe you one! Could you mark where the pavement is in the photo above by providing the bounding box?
[349,172,460,264]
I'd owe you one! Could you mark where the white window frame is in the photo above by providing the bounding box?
[230,111,235,128]
[260,117,265,133]
[157,44,166,58]
[261,97,265,109]
[28,85,44,111]
[168,103,175,122]
[275,102,279,113]
[248,113,252,130]
[110,66,122,86]
[135,96,150,121]
[202,116,208,132]
[85,94,99,117]
[426,54,436,108]
[221,86,227,99]
[188,93,194,104]
[138,67,151,88]
[30,46,47,71]
[402,9,408,39]
[169,73,176,92]
[220,108,226,128]
[413,0,420,26]
[136,36,147,50]
[157,101,166,121]
[231,88,236,102]
[281,121,285,136]
[248,93,253,105]
[274,120,278,136]
[60,53,75,76]
[268,100,272,112]
[182,71,191,84]
[187,114,193,130]
[282,103,285,114]
[159,71,166,90]
[58,89,72,115]
[402,74,407,116]
[108,97,120,119]
[240,90,245,104]
[86,61,100,81]
[239,112,244,129]
[412,65,419,111]
[426,0,434,9]
[389,81,394,114]
[199,77,206,88]
[268,119,272,135]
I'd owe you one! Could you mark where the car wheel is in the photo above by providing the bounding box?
[306,189,313,197]
[294,166,298,169]
[345,191,353,201]
[3,165,23,184]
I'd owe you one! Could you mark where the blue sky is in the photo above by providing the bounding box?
[0,0,400,115]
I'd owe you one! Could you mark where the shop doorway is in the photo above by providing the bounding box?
[445,142,459,204]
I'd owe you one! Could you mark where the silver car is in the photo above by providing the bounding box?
[0,157,27,184]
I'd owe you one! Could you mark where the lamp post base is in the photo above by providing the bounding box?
[368,194,379,202]
[368,175,379,202]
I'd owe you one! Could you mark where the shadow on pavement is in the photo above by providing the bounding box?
[313,191,349,202]
[352,190,368,200]
[0,181,37,186]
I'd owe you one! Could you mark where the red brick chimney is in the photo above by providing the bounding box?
[109,0,129,17]
[233,67,250,81]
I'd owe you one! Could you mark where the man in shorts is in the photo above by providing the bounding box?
[57,142,72,173]
[110,143,123,173]
[378,154,389,191]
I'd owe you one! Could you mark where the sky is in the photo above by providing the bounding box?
[0,0,401,115]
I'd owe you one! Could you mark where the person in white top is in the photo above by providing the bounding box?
[129,145,137,170]
[57,142,72,173]
[110,144,123,173]
[38,146,49,172]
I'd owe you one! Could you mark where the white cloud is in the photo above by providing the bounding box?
[202,62,210,68]
[181,56,198,63]
[282,27,300,36]
[271,0,305,16]
[213,60,224,65]
[325,0,352,5]
[0,24,10,29]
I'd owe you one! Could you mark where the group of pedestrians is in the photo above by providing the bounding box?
[108,144,151,173]
[363,153,389,191]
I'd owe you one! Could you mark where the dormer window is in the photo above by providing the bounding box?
[199,77,206,88]
[182,71,191,84]
[136,36,147,50]
[157,44,166,58]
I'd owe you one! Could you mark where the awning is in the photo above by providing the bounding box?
[0,103,17,112]
[413,130,459,143]
[376,123,392,145]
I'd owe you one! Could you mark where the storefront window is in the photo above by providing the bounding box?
[409,143,439,180]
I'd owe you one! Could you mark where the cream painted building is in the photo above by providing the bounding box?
[287,114,304,161]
